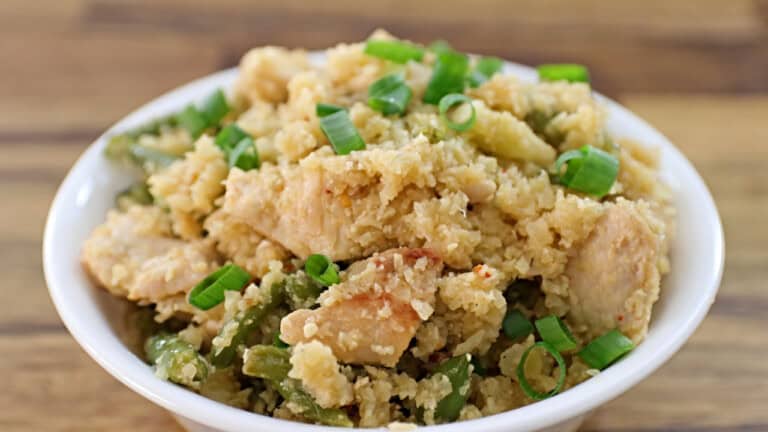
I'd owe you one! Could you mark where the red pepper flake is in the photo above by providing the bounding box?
[617,314,624,322]
[484,271,491,278]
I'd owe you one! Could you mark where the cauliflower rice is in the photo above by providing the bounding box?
[82,30,674,428]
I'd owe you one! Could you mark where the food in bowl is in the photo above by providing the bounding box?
[80,31,675,428]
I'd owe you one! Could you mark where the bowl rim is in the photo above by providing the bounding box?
[44,56,724,432]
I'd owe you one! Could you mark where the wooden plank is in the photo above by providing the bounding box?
[0,95,764,431]
[0,34,220,131]
[0,334,184,432]
[0,1,766,429]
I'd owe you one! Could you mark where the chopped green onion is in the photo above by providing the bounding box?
[555,145,619,197]
[438,93,476,131]
[318,109,366,155]
[364,39,424,64]
[176,105,208,139]
[188,264,251,310]
[316,103,346,118]
[201,89,230,126]
[228,137,260,171]
[368,73,412,115]
[429,40,454,56]
[578,329,635,370]
[423,51,470,105]
[468,56,503,87]
[304,254,340,286]
[273,331,289,349]
[502,310,534,340]
[535,315,578,352]
[537,64,590,83]
[176,89,231,139]
[215,124,249,151]
[470,356,487,377]
[516,341,567,400]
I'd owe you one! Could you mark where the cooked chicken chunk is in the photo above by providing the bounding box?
[81,206,219,303]
[204,209,291,278]
[222,155,432,261]
[280,248,443,366]
[565,202,662,342]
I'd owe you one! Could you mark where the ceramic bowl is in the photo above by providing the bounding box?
[44,55,724,432]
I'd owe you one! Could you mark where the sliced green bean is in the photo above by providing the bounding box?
[283,271,325,308]
[105,134,178,173]
[210,281,285,367]
[145,333,208,387]
[241,344,352,427]
[116,182,153,210]
[433,353,472,422]
[242,345,291,381]
[274,378,353,427]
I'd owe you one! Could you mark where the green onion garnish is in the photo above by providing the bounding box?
[304,254,340,286]
[201,89,230,126]
[578,329,635,370]
[188,264,251,310]
[502,310,534,340]
[555,145,619,197]
[215,124,249,151]
[423,51,470,105]
[468,56,503,87]
[535,315,578,352]
[537,64,590,83]
[368,73,413,116]
[318,109,366,155]
[470,356,487,377]
[428,40,454,56]
[228,137,260,171]
[364,39,424,64]
[176,105,208,139]
[176,89,231,139]
[273,331,289,349]
[516,341,567,400]
[438,93,476,132]
[316,103,346,118]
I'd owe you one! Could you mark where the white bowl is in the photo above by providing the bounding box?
[44,55,724,432]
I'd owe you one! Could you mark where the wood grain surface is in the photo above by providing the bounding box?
[1,1,766,431]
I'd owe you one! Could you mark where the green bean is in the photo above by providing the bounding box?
[116,182,154,209]
[241,344,352,427]
[126,114,179,139]
[242,345,291,381]
[145,333,208,387]
[105,134,178,174]
[210,281,285,367]
[434,353,472,422]
[274,378,353,427]
[283,271,325,307]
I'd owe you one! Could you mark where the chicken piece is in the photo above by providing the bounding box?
[280,248,443,367]
[222,157,431,261]
[128,239,219,302]
[204,209,291,278]
[81,206,219,303]
[565,203,662,342]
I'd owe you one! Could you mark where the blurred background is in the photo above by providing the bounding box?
[1,0,767,431]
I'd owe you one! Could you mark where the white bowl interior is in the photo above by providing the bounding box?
[44,57,723,432]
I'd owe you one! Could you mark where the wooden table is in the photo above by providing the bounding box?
[2,1,766,430]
